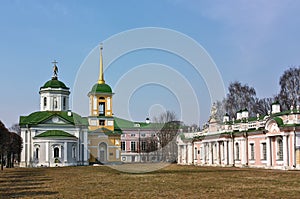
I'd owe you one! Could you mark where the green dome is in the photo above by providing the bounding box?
[41,77,69,89]
[90,83,112,93]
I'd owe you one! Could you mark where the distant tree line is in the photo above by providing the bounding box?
[0,121,22,170]
[214,66,300,121]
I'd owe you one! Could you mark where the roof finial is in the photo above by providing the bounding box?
[52,60,58,79]
[98,43,105,84]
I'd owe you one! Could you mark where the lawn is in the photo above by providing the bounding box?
[1,164,300,198]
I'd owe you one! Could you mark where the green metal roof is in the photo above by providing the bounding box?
[35,130,76,138]
[89,127,122,135]
[90,83,112,94]
[19,111,88,126]
[273,117,284,126]
[41,77,69,89]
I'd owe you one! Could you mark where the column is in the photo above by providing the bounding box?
[241,139,247,165]
[216,142,220,165]
[283,135,288,167]
[187,143,193,164]
[267,137,272,167]
[228,140,234,166]
[224,141,228,165]
[183,144,186,164]
[45,141,49,164]
[177,145,181,164]
[64,142,68,163]
[209,143,213,165]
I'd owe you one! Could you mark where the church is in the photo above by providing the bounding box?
[19,45,122,167]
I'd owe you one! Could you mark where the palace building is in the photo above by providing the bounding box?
[177,103,300,170]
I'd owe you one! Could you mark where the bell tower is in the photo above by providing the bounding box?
[88,44,114,131]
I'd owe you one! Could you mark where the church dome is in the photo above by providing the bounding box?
[90,83,112,94]
[41,77,69,89]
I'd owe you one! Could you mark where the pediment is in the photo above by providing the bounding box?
[265,119,281,134]
[43,115,71,125]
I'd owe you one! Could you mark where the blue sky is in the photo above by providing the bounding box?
[1,0,300,127]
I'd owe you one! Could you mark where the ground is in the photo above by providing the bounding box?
[1,164,300,198]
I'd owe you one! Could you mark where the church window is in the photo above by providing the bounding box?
[277,138,283,160]
[35,148,39,159]
[99,120,105,126]
[54,98,58,109]
[99,102,105,116]
[63,97,66,110]
[54,147,59,158]
[72,146,76,159]
[235,142,240,160]
[43,97,47,107]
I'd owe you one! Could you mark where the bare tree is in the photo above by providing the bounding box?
[9,123,21,135]
[255,97,274,116]
[277,67,300,111]
[153,111,179,162]
[224,81,257,119]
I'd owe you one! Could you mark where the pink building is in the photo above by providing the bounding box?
[177,103,300,170]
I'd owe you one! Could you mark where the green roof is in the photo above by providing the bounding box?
[90,127,122,136]
[41,77,69,89]
[35,130,76,138]
[114,117,163,130]
[273,117,284,126]
[90,83,112,94]
[19,111,88,126]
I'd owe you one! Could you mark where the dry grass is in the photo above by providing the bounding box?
[1,164,300,198]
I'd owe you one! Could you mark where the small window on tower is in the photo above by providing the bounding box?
[99,97,105,100]
[43,97,47,107]
[54,98,58,109]
[99,120,105,126]
[99,102,105,116]
[63,97,66,110]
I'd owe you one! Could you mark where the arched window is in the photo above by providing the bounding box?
[72,146,76,159]
[277,138,283,160]
[235,142,240,160]
[35,148,39,159]
[43,97,47,107]
[99,102,105,116]
[63,97,66,110]
[54,147,59,158]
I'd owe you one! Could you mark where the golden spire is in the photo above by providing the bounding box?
[98,43,105,84]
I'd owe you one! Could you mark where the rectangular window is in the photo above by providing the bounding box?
[121,141,125,151]
[131,142,136,152]
[250,143,255,160]
[141,133,146,137]
[262,143,267,160]
[131,134,136,137]
[141,141,146,151]
[99,120,105,126]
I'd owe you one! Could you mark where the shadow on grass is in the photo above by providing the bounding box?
[0,168,58,198]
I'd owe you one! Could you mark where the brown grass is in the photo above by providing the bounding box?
[1,164,300,198]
